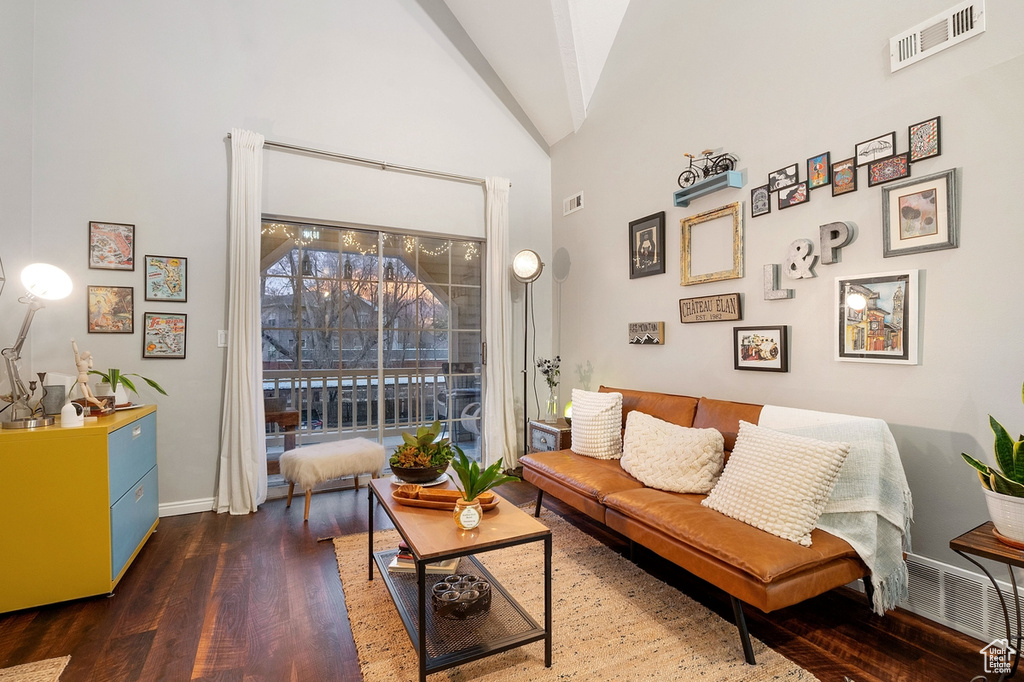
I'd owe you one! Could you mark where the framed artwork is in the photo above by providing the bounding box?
[778,182,809,209]
[143,312,187,359]
[868,152,911,187]
[881,168,959,257]
[145,255,188,301]
[87,285,134,333]
[628,212,666,279]
[768,164,798,192]
[750,184,771,218]
[835,270,918,364]
[807,152,831,190]
[680,202,743,286]
[909,116,941,162]
[733,325,788,372]
[88,221,135,271]
[855,131,896,166]
[831,157,858,196]
[628,322,665,345]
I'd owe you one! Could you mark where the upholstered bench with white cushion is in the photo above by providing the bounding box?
[280,437,386,521]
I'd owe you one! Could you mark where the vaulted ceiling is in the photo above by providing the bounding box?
[427,0,631,151]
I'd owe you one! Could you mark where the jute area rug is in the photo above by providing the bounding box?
[0,657,70,682]
[334,509,817,681]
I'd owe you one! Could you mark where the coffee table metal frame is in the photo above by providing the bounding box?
[368,479,552,681]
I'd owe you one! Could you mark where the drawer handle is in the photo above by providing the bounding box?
[135,484,144,502]
[132,425,142,439]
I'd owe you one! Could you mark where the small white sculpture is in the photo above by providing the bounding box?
[71,339,102,408]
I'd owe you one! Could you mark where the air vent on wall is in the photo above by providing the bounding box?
[563,191,584,216]
[890,0,985,72]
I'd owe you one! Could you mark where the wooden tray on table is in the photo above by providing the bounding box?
[391,486,499,511]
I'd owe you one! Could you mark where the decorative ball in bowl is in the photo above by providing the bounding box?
[391,464,448,484]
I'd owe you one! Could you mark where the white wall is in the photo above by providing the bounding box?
[4,0,551,507]
[550,1,1024,567]
[0,0,34,370]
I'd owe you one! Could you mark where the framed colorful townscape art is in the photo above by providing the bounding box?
[89,222,135,271]
[143,312,187,359]
[145,255,188,302]
[835,270,918,364]
[881,169,959,257]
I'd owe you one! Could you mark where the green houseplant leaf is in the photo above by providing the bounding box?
[448,448,519,501]
[88,368,168,397]
[963,381,1024,497]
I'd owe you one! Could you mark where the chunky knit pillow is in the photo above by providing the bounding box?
[570,389,623,459]
[702,420,850,546]
[621,411,724,493]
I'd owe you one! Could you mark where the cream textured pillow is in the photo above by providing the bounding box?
[701,420,850,546]
[621,411,724,493]
[570,389,623,459]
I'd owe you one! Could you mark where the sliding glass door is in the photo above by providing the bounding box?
[260,219,484,482]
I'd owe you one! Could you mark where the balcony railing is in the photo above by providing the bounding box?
[263,367,482,457]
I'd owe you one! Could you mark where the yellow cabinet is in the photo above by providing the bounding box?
[0,406,158,612]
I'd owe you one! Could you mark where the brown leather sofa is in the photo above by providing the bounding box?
[520,386,870,665]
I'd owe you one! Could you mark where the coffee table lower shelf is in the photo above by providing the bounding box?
[372,549,546,676]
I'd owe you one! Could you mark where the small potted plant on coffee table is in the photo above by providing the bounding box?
[448,448,519,530]
[390,420,458,484]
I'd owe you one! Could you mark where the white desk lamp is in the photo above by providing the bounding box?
[2,263,73,429]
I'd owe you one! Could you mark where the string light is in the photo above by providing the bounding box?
[343,231,378,255]
[262,222,319,247]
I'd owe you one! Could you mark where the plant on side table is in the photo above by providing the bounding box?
[448,448,520,530]
[89,368,168,407]
[390,420,458,484]
[961,380,1024,546]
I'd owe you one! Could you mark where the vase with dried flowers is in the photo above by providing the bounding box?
[536,356,560,423]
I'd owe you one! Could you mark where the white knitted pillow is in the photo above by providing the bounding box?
[702,420,850,547]
[621,411,724,493]
[570,389,622,459]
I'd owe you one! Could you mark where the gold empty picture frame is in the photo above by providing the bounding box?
[680,202,744,285]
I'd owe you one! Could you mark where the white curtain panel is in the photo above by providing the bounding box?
[215,128,267,514]
[483,178,520,470]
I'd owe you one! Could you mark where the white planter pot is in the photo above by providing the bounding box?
[983,487,1024,542]
[94,382,130,406]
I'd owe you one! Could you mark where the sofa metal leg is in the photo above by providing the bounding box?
[862,577,875,609]
[730,596,756,665]
[534,489,544,517]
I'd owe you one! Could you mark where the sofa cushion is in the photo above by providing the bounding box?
[520,450,644,501]
[571,389,623,459]
[600,385,699,429]
[620,411,724,494]
[702,421,850,547]
[603,487,860,583]
[693,397,764,454]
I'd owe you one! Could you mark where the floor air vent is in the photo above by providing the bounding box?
[890,0,986,72]
[902,552,1021,643]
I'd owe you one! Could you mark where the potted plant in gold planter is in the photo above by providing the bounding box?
[448,449,519,529]
[962,381,1024,545]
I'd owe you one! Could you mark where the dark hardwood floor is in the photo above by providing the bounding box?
[0,480,988,681]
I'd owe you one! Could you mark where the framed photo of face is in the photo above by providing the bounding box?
[628,212,666,279]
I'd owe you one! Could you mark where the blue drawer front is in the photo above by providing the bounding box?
[110,465,158,580]
[108,413,157,505]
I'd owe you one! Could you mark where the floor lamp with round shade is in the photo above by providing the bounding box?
[2,263,73,429]
[511,249,544,457]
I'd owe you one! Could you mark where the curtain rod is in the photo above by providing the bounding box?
[226,132,493,187]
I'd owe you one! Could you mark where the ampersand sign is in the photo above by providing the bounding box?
[784,238,817,279]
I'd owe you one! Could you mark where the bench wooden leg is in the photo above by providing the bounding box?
[303,490,312,522]
[862,577,875,609]
[286,482,295,508]
[534,489,544,517]
[730,596,756,665]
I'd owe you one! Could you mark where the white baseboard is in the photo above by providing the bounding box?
[159,497,215,517]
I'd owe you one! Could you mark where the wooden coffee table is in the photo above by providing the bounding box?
[368,477,552,681]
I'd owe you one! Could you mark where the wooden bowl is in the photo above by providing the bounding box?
[391,464,448,484]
